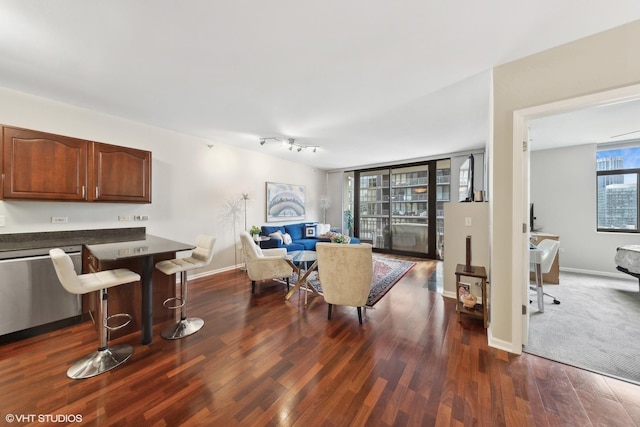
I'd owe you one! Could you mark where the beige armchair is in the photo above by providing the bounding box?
[240,231,293,293]
[316,242,373,324]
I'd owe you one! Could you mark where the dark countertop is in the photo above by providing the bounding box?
[86,235,194,261]
[0,227,147,253]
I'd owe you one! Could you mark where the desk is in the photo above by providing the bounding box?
[530,233,559,283]
[530,246,544,312]
[86,235,194,344]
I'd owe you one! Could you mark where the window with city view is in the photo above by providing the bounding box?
[596,144,640,232]
[351,159,450,259]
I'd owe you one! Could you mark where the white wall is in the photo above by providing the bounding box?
[443,202,490,297]
[492,19,640,350]
[0,87,326,273]
[531,144,640,275]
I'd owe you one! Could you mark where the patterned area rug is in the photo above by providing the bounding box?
[303,256,416,307]
[524,272,640,385]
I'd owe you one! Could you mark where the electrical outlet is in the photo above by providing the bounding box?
[134,215,149,221]
[118,215,131,221]
[464,217,472,226]
[51,217,68,223]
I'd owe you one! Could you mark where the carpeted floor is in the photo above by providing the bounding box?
[305,256,415,307]
[524,271,640,385]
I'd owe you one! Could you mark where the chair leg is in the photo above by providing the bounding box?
[252,280,256,294]
[66,289,133,379]
[328,304,332,320]
[286,277,290,291]
[161,271,204,340]
[357,307,363,324]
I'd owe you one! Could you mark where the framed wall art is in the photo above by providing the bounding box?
[266,182,306,222]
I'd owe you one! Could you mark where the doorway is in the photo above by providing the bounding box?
[513,83,640,348]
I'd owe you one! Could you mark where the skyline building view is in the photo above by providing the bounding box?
[596,147,639,230]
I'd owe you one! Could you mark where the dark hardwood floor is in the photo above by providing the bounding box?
[1,257,639,426]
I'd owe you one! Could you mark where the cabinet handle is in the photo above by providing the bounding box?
[95,187,99,198]
[81,186,85,199]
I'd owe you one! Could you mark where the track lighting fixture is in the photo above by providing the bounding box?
[258,136,319,153]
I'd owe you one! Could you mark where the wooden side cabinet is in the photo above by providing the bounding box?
[90,142,151,203]
[455,264,488,328]
[2,126,89,201]
[1,125,151,203]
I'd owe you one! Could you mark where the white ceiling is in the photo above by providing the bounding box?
[529,98,640,151]
[1,1,639,170]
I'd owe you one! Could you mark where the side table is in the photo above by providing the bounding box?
[454,264,488,328]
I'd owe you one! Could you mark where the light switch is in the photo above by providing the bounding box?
[465,217,472,226]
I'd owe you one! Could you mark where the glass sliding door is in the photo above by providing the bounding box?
[390,165,429,254]
[435,160,450,259]
[353,159,450,259]
[358,169,390,249]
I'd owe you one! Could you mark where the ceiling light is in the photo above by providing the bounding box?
[258,136,319,153]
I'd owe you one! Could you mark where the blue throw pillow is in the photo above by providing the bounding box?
[305,224,317,237]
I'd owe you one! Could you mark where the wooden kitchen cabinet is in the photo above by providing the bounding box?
[1,126,151,203]
[90,142,151,203]
[2,126,89,201]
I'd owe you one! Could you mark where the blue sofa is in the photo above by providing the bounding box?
[260,222,360,252]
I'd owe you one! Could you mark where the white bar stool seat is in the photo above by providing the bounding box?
[155,235,215,339]
[49,248,141,379]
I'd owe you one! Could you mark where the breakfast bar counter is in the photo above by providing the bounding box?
[0,228,190,343]
[86,235,194,344]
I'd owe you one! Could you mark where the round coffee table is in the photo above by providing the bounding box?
[285,250,319,303]
[288,250,317,271]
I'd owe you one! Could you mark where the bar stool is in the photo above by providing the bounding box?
[49,248,141,379]
[155,235,216,339]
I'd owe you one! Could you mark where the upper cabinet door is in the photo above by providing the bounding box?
[2,127,88,201]
[91,142,151,203]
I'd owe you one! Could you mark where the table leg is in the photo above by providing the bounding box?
[285,260,320,301]
[141,255,153,344]
[535,263,544,313]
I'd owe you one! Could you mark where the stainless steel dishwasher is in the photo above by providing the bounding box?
[0,245,82,338]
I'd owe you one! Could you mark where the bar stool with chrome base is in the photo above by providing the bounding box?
[49,248,141,379]
[155,235,216,339]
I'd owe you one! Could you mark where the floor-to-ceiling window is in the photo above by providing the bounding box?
[353,159,450,259]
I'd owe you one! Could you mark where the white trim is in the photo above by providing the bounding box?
[442,290,456,300]
[488,326,518,353]
[560,267,638,281]
[512,109,526,353]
